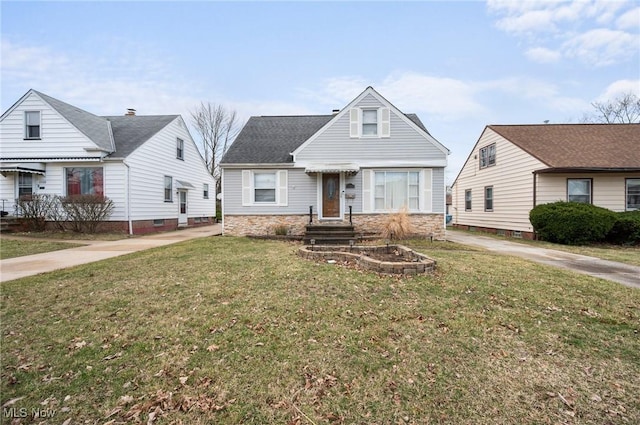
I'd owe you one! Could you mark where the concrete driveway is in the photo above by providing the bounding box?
[445,230,640,289]
[0,225,222,283]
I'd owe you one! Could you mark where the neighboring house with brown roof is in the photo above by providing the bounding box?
[450,124,640,239]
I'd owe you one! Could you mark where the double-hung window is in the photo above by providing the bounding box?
[374,171,419,211]
[567,178,591,203]
[18,173,34,198]
[626,178,640,211]
[203,183,209,199]
[479,143,496,169]
[176,138,184,160]
[25,111,41,139]
[465,189,472,211]
[66,167,104,196]
[484,186,493,211]
[164,176,173,202]
[362,109,378,136]
[254,172,276,203]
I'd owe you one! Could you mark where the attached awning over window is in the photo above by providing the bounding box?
[304,163,360,175]
[176,180,195,190]
[0,162,46,176]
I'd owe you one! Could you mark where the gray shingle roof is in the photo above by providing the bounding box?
[34,90,115,152]
[104,115,178,158]
[221,113,431,164]
[221,115,334,164]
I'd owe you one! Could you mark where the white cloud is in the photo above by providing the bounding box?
[487,0,639,66]
[562,28,638,66]
[616,6,640,29]
[597,79,640,101]
[525,47,561,63]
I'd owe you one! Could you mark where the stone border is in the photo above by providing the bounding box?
[298,244,436,275]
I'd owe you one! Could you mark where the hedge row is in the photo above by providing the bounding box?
[529,201,640,245]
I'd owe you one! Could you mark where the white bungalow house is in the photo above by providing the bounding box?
[0,89,216,234]
[220,86,450,239]
[451,124,640,239]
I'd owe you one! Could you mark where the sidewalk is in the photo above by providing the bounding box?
[445,230,640,289]
[0,225,222,283]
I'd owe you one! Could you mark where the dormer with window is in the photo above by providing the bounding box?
[25,111,41,139]
[349,107,390,138]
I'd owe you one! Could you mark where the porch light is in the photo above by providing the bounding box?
[310,239,315,251]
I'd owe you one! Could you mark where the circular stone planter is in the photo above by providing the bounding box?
[298,244,436,275]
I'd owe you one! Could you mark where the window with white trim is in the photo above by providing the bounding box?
[626,178,640,211]
[374,171,419,211]
[18,173,34,198]
[349,107,391,138]
[164,176,173,202]
[484,186,493,211]
[66,167,104,196]
[567,178,591,203]
[465,189,472,211]
[203,183,209,199]
[25,111,41,139]
[241,170,288,206]
[479,143,496,169]
[176,138,184,160]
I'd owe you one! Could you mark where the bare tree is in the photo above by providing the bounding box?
[190,102,242,192]
[582,92,640,124]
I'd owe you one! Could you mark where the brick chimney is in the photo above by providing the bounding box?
[125,108,136,116]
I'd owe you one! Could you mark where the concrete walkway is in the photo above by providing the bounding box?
[0,225,222,283]
[445,231,640,289]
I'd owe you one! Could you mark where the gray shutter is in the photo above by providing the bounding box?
[277,170,288,206]
[362,169,372,212]
[242,170,252,206]
[380,107,390,137]
[349,108,359,138]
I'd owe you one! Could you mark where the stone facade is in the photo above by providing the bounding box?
[224,213,445,239]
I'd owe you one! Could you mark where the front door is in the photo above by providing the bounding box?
[178,190,188,225]
[322,173,340,218]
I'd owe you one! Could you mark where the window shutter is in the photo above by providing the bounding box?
[362,169,372,212]
[242,170,252,206]
[277,170,288,206]
[420,169,433,212]
[349,108,359,138]
[380,108,390,137]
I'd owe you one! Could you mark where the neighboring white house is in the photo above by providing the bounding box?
[0,89,216,234]
[451,124,640,239]
[220,86,450,238]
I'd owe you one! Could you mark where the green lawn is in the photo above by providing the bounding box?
[0,238,83,260]
[1,237,638,424]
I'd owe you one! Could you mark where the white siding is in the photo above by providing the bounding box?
[0,92,104,159]
[125,118,216,220]
[451,128,546,232]
[537,172,640,212]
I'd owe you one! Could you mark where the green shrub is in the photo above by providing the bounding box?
[607,211,640,245]
[529,201,617,245]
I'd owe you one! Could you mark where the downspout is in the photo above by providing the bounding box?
[532,171,537,208]
[123,160,133,235]
[219,168,224,235]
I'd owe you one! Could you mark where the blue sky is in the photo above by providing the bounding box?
[2,0,639,183]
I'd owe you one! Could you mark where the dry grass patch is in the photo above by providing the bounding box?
[0,238,83,259]
[1,237,638,424]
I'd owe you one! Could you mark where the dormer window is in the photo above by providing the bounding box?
[362,109,378,136]
[25,111,41,139]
